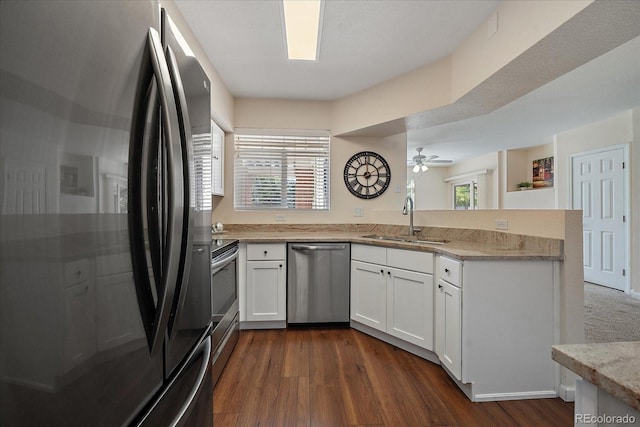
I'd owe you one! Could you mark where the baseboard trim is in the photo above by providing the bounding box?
[557,383,576,402]
[472,390,558,402]
[630,289,640,300]
[240,320,286,330]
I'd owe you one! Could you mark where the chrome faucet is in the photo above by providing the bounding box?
[402,195,415,236]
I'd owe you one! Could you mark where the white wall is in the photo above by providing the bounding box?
[212,98,409,224]
[410,166,448,210]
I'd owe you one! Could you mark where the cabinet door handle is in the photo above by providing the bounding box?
[387,271,391,276]
[279,264,283,268]
[438,284,443,289]
[264,250,268,255]
[444,268,450,274]
[380,269,384,274]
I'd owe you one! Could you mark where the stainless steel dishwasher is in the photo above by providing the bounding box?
[287,243,350,325]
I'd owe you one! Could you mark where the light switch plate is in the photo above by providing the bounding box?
[354,207,364,217]
[275,214,286,221]
[495,219,508,230]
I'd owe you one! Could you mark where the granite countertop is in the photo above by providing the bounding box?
[552,342,640,411]
[219,225,564,261]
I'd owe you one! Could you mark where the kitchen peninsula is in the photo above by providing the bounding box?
[552,342,640,424]
[221,222,578,403]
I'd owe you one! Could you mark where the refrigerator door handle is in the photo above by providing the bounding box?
[129,27,184,356]
[164,45,195,338]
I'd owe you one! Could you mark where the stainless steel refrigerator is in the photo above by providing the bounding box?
[0,1,214,425]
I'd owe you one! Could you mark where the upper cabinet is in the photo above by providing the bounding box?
[211,119,224,196]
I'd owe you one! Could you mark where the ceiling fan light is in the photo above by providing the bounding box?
[413,164,420,173]
[421,164,429,172]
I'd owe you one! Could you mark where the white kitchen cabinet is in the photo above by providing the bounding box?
[387,266,433,349]
[350,260,387,331]
[246,244,286,322]
[211,119,224,196]
[434,255,559,402]
[435,277,461,380]
[351,244,433,351]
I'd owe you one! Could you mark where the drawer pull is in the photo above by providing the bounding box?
[438,284,443,289]
[444,268,450,274]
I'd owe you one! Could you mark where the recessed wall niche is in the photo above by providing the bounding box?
[506,144,553,192]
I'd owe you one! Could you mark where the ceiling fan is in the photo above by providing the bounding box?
[409,147,452,172]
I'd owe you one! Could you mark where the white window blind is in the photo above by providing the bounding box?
[193,130,212,211]
[234,130,330,210]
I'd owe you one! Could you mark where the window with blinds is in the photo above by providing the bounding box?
[234,130,330,210]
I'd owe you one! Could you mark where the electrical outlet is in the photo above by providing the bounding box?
[354,207,364,217]
[495,219,508,230]
[275,214,286,221]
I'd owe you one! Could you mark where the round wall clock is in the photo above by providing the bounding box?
[343,151,391,199]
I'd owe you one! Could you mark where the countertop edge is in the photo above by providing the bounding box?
[218,232,563,261]
[552,344,640,411]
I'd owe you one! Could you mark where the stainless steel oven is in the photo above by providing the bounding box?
[210,239,239,386]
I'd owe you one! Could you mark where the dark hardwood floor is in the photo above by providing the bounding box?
[213,328,574,427]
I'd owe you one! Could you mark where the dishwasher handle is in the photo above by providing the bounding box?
[290,244,348,251]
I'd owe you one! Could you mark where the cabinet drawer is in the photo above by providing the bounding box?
[351,244,386,265]
[247,243,286,260]
[64,258,90,288]
[438,256,462,287]
[387,248,433,274]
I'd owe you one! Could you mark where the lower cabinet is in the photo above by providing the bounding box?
[387,266,434,349]
[351,244,434,351]
[245,244,286,322]
[435,278,462,380]
[350,260,388,331]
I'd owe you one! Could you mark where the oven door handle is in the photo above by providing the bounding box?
[211,247,239,275]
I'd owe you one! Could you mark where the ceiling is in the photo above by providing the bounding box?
[175,0,640,165]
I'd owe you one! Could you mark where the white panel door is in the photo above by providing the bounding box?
[2,160,46,214]
[572,148,626,291]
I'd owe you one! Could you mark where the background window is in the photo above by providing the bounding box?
[453,181,478,210]
[234,131,330,210]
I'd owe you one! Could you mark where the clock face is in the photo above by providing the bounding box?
[343,151,391,199]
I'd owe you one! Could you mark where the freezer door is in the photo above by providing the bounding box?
[137,334,213,427]
[0,1,164,426]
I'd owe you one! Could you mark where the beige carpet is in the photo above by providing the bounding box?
[584,282,640,343]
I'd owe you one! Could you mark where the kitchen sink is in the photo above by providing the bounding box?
[361,234,448,245]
